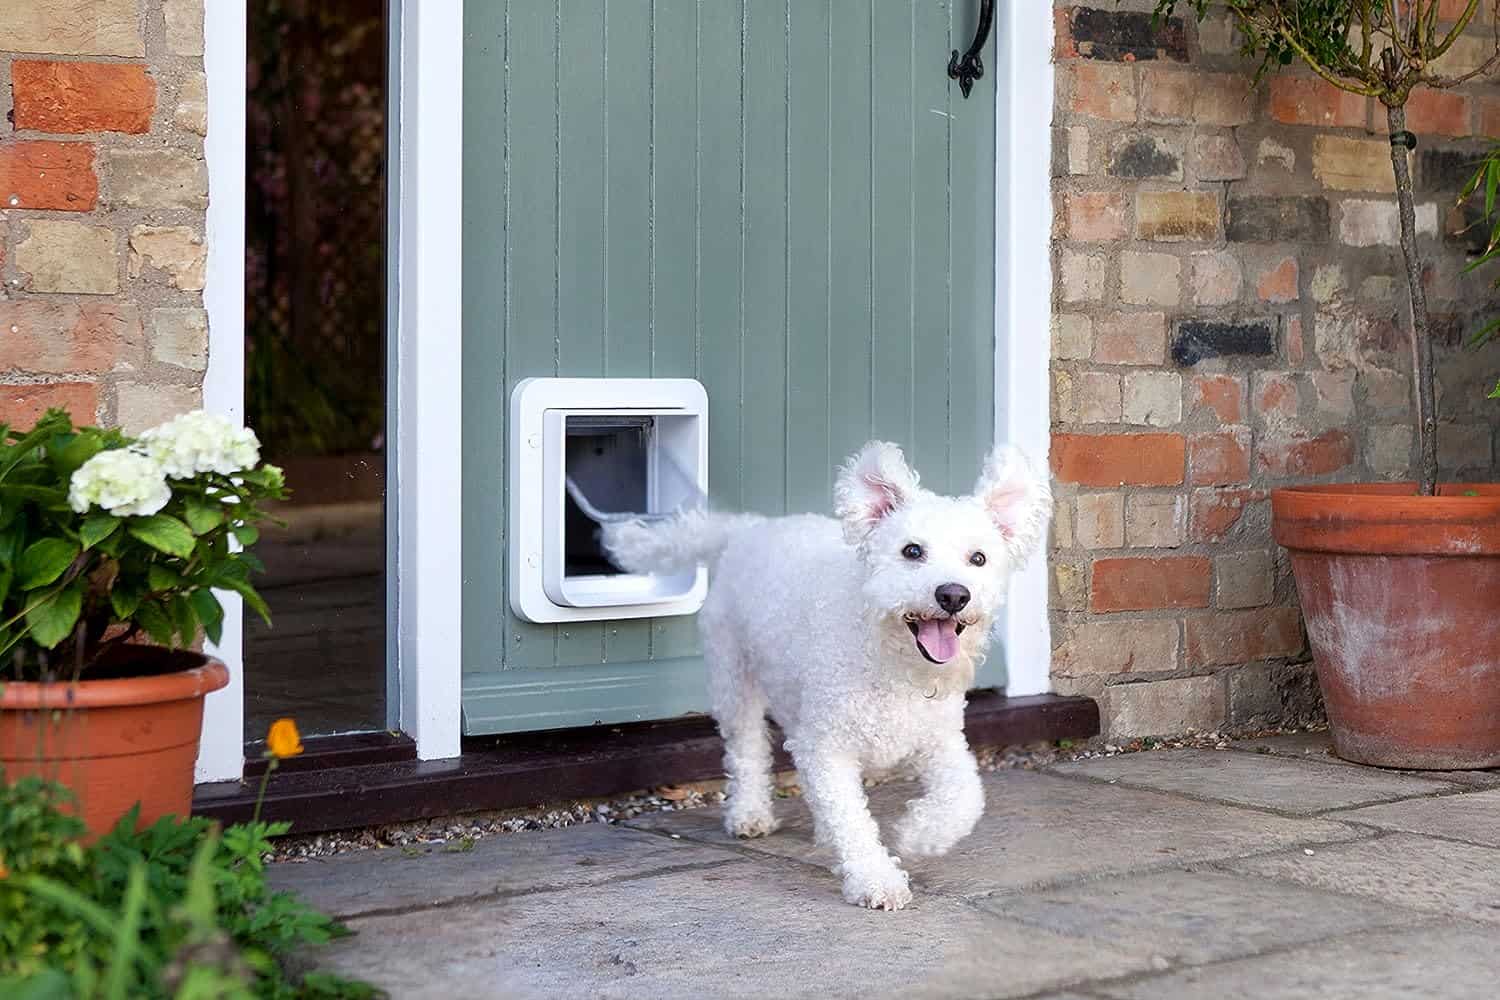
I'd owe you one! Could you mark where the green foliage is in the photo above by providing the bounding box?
[1459,142,1500,395]
[0,773,379,999]
[0,411,286,680]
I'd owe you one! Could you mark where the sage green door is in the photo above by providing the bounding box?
[461,0,1000,735]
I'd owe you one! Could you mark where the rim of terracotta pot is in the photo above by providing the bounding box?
[0,653,229,711]
[1272,482,1500,556]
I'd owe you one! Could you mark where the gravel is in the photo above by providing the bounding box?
[267,725,1327,863]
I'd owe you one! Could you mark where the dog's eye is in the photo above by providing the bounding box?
[901,543,924,561]
[969,551,987,567]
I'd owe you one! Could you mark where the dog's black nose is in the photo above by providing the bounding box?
[935,583,970,614]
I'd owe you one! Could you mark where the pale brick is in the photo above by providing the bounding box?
[1136,191,1218,242]
[1142,70,1252,126]
[1051,496,1075,549]
[1076,493,1124,550]
[1073,371,1123,424]
[1252,372,1298,425]
[1256,138,1296,173]
[16,220,117,294]
[1359,275,1399,302]
[1313,136,1396,193]
[1053,371,1075,424]
[1216,550,1274,609]
[164,0,205,56]
[0,0,143,57]
[104,149,208,210]
[1339,199,1439,247]
[1094,312,1167,366]
[116,382,200,435]
[1053,561,1089,611]
[1105,676,1224,737]
[1361,367,1411,417]
[1309,371,1355,422]
[129,226,206,291]
[1054,619,1180,677]
[1189,251,1241,306]
[1123,371,1182,427]
[1053,314,1092,361]
[174,73,208,137]
[1309,264,1347,304]
[1060,250,1105,303]
[1366,425,1414,478]
[1439,423,1493,473]
[1120,251,1180,307]
[1065,126,1090,175]
[1191,134,1245,182]
[1125,493,1183,548]
[150,307,209,371]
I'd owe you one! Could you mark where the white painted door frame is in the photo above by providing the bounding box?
[197,0,1049,783]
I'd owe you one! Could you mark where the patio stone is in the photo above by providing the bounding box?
[1229,731,1500,787]
[629,769,1359,896]
[979,868,1414,966]
[1049,747,1461,814]
[1326,787,1500,847]
[319,859,1151,1000]
[266,822,744,918]
[1228,833,1500,924]
[1093,923,1500,999]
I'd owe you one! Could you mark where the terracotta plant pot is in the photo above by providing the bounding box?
[0,649,229,837]
[1272,483,1500,769]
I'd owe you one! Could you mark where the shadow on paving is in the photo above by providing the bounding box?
[270,742,1500,999]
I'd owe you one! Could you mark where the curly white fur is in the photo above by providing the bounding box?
[605,441,1050,911]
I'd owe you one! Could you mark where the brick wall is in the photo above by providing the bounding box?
[0,0,207,434]
[1051,2,1500,737]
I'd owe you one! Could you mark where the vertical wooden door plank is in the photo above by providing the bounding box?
[870,1,916,449]
[826,0,873,463]
[784,0,833,513]
[740,0,789,515]
[650,0,704,661]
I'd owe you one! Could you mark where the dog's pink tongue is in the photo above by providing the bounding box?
[916,618,961,664]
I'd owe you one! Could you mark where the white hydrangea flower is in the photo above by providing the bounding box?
[137,411,261,479]
[68,449,172,517]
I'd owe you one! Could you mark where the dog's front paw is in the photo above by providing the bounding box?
[839,863,912,911]
[724,805,779,839]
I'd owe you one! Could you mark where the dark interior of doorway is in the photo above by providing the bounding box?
[244,0,388,743]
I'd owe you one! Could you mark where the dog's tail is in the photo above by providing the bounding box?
[602,510,762,576]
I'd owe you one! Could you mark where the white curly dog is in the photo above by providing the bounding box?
[604,441,1050,910]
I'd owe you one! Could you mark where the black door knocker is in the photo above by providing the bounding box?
[948,0,995,99]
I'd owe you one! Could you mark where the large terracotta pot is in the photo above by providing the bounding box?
[1272,483,1500,769]
[0,649,229,837]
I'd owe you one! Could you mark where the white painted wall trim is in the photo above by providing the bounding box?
[198,0,248,783]
[995,0,1054,697]
[393,0,465,760]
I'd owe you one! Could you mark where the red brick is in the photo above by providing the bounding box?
[0,383,99,428]
[1052,433,1186,487]
[1402,88,1470,138]
[1143,69,1251,126]
[1256,430,1356,478]
[1054,7,1078,59]
[1091,556,1211,611]
[1285,315,1305,365]
[1064,192,1128,241]
[0,140,97,211]
[1256,257,1299,303]
[1480,96,1500,138]
[1189,488,1265,543]
[12,60,156,134]
[1191,374,1245,423]
[1268,77,1368,128]
[0,301,141,375]
[1185,607,1304,666]
[1094,312,1167,365]
[1252,374,1297,422]
[1069,62,1137,123]
[1189,428,1251,486]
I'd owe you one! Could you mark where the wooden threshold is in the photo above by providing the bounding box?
[193,692,1099,835]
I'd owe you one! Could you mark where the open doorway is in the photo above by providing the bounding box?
[243,0,389,742]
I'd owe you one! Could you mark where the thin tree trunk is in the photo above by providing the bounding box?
[1387,103,1439,495]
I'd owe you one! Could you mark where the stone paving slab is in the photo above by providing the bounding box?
[979,867,1415,967]
[1050,747,1462,814]
[1092,923,1500,999]
[1327,787,1500,847]
[630,769,1359,897]
[318,858,1151,1000]
[1228,833,1500,925]
[267,823,743,918]
[1229,732,1500,787]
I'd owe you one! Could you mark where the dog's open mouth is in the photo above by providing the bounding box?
[905,616,965,665]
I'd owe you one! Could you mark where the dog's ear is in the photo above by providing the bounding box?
[974,444,1051,567]
[834,441,919,543]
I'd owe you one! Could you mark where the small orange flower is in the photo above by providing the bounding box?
[266,718,304,759]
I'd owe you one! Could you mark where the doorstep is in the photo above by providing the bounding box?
[193,692,1098,835]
